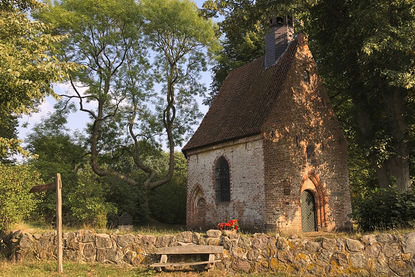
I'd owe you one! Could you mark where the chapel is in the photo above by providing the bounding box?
[182,16,352,232]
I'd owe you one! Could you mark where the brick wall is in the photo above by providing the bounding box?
[186,137,266,230]
[262,37,352,232]
[186,37,352,233]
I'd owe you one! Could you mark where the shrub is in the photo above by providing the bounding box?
[0,164,42,231]
[352,186,415,231]
[148,177,186,225]
[148,153,187,225]
[67,168,117,228]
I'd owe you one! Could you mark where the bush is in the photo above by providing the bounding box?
[148,153,187,225]
[352,186,415,231]
[106,177,148,226]
[148,177,186,225]
[0,164,42,231]
[67,168,117,228]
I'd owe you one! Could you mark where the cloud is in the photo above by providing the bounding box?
[18,97,56,140]
[54,82,89,97]
[17,81,97,142]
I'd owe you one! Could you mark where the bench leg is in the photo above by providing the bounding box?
[156,254,168,272]
[206,254,215,271]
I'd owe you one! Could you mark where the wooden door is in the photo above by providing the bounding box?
[301,190,317,232]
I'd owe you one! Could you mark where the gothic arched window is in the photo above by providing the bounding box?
[215,156,230,202]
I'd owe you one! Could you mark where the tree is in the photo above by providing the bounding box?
[26,106,87,224]
[37,0,218,192]
[301,0,415,191]
[26,106,117,227]
[139,0,219,188]
[0,0,77,159]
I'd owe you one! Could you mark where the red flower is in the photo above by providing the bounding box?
[217,219,239,231]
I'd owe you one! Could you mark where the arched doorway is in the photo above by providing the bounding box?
[301,190,317,232]
[195,197,207,227]
[189,186,207,229]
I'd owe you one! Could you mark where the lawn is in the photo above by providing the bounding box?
[8,221,189,236]
[0,261,290,277]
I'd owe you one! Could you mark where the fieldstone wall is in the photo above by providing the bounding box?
[1,229,415,276]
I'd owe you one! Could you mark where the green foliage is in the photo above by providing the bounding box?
[301,0,415,190]
[0,0,78,158]
[0,113,18,162]
[352,186,415,232]
[0,0,40,12]
[25,107,90,226]
[36,0,217,205]
[105,176,148,226]
[0,164,42,231]
[67,168,117,228]
[104,149,187,226]
[149,152,187,224]
[28,132,116,228]
[141,0,220,146]
[143,0,219,52]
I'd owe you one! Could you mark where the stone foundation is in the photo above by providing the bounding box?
[1,229,415,276]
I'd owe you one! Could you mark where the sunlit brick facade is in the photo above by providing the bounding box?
[183,18,352,233]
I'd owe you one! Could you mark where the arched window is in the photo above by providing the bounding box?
[215,156,230,202]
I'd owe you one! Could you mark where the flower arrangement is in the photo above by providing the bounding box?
[217,219,239,231]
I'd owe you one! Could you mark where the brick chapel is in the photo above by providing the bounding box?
[182,17,352,232]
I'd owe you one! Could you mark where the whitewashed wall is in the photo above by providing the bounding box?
[186,138,266,230]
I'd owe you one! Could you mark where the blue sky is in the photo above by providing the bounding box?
[18,0,213,144]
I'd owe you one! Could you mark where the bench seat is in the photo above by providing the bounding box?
[150,245,223,271]
[151,260,221,267]
[154,245,223,255]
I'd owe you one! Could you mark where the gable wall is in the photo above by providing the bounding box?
[186,137,266,230]
[262,37,352,232]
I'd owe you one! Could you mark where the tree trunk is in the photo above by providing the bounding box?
[353,88,410,191]
[375,88,410,191]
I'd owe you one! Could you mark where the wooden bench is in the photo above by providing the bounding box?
[150,245,223,271]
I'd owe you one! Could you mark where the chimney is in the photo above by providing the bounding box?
[265,16,294,69]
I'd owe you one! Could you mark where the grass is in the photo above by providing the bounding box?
[0,261,145,277]
[8,221,415,240]
[0,260,290,277]
[8,222,188,236]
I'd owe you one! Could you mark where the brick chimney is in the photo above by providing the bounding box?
[265,16,294,69]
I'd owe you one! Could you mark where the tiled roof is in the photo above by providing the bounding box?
[182,40,298,154]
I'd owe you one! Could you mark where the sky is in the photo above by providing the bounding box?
[18,0,213,145]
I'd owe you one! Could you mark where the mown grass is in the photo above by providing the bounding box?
[0,261,146,277]
[8,221,415,245]
[8,222,188,236]
[0,260,290,277]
